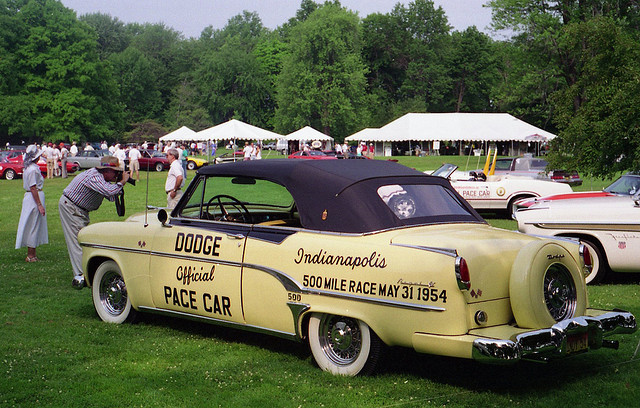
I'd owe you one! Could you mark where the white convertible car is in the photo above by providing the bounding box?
[515,192,640,284]
[431,164,572,217]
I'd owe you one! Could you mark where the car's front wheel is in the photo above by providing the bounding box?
[187,160,196,170]
[155,162,163,172]
[4,169,16,180]
[308,313,381,376]
[92,261,137,324]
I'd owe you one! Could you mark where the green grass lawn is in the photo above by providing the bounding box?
[1,158,638,407]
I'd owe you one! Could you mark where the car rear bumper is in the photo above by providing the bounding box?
[472,310,637,363]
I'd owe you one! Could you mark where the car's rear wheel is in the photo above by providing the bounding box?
[92,261,137,324]
[4,169,16,180]
[53,167,61,177]
[580,238,609,285]
[187,160,196,170]
[509,241,587,329]
[308,313,381,376]
[155,162,163,172]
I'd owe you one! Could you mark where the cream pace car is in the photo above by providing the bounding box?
[432,164,573,217]
[516,191,640,284]
[78,160,636,376]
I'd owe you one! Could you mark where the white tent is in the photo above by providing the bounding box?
[285,126,333,142]
[194,119,282,142]
[159,126,197,142]
[346,113,556,142]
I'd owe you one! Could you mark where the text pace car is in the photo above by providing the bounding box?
[431,163,573,217]
[78,160,636,376]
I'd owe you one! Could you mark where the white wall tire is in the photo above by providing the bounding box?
[308,313,381,376]
[509,241,587,329]
[4,169,16,180]
[580,239,608,285]
[92,261,137,324]
[187,160,196,170]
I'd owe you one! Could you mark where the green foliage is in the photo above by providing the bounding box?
[0,0,124,143]
[548,17,640,177]
[274,3,369,139]
[109,46,162,122]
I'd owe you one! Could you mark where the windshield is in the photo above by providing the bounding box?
[431,163,457,178]
[604,175,640,195]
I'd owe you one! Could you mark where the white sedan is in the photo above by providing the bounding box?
[515,193,640,284]
[431,164,572,217]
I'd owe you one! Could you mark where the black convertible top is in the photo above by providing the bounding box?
[193,159,483,233]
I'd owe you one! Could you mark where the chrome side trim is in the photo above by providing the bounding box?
[303,287,446,312]
[472,311,637,364]
[83,243,442,312]
[287,302,311,339]
[138,306,299,341]
[527,222,640,232]
[390,243,458,257]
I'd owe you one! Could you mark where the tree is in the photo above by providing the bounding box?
[548,17,640,177]
[448,27,499,112]
[109,46,162,123]
[79,12,130,60]
[0,0,124,142]
[274,3,369,139]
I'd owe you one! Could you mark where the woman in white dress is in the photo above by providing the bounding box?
[16,144,48,262]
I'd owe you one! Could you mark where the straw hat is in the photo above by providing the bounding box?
[97,156,122,170]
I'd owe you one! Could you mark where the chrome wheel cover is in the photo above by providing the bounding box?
[99,270,128,317]
[318,315,362,366]
[544,264,577,321]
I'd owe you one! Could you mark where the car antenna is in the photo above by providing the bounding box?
[144,159,150,227]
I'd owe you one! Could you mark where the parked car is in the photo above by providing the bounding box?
[431,163,573,217]
[186,156,208,170]
[288,150,337,160]
[138,149,170,171]
[214,151,244,164]
[262,142,277,151]
[78,160,636,376]
[492,156,582,186]
[69,149,112,169]
[0,149,25,161]
[516,173,640,209]
[0,157,23,180]
[9,155,79,176]
[515,188,640,284]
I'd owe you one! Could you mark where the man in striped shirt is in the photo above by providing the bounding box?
[59,156,131,289]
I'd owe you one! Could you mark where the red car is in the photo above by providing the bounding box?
[138,149,170,171]
[0,158,24,180]
[8,155,79,176]
[288,150,337,160]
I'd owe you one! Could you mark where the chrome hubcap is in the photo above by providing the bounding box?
[319,316,361,365]
[100,271,127,316]
[544,264,577,321]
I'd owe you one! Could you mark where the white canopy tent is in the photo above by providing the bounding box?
[195,119,282,142]
[346,113,556,156]
[285,126,333,150]
[159,126,197,143]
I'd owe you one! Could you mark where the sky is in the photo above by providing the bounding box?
[59,0,495,39]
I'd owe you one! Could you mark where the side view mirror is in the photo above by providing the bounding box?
[158,209,170,226]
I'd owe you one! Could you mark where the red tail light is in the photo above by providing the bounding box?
[580,244,592,271]
[455,256,471,290]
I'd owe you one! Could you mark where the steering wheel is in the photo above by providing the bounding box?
[205,194,251,223]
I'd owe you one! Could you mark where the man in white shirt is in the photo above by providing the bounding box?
[84,142,94,151]
[165,148,185,209]
[69,141,78,157]
[243,142,253,161]
[114,144,126,170]
[128,144,141,181]
[52,145,62,177]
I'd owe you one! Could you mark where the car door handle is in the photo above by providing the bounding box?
[226,233,245,240]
